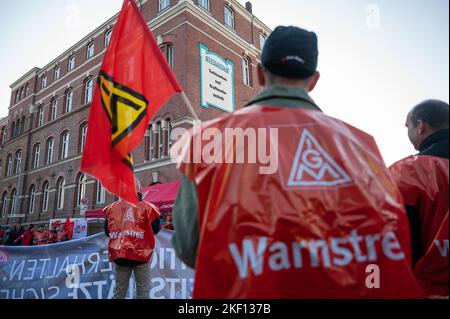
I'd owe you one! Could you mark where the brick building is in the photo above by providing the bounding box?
[0,0,270,227]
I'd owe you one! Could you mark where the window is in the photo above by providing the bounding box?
[61,131,70,159]
[1,127,6,144]
[242,56,251,86]
[46,138,55,164]
[148,125,155,161]
[68,55,75,71]
[96,180,106,204]
[157,122,163,158]
[65,89,73,113]
[14,150,22,174]
[42,182,50,212]
[15,91,20,103]
[77,174,86,207]
[28,186,36,214]
[84,78,94,104]
[38,106,45,127]
[41,74,48,89]
[10,189,17,216]
[6,155,13,177]
[20,116,25,134]
[80,124,88,153]
[224,6,234,29]
[50,97,58,121]
[87,42,95,59]
[259,33,266,50]
[167,119,173,151]
[54,65,61,80]
[25,83,29,97]
[20,87,24,99]
[159,0,170,12]
[166,44,174,69]
[1,192,7,217]
[56,178,65,210]
[32,143,41,169]
[198,0,209,10]
[105,29,113,47]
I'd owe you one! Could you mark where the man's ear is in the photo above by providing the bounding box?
[307,71,320,92]
[257,64,266,87]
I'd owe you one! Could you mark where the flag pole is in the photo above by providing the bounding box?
[180,91,200,122]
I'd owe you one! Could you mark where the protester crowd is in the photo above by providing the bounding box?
[0,223,70,246]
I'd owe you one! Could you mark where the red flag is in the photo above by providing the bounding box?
[81,0,182,204]
[65,216,73,240]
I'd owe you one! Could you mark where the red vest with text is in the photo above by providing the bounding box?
[173,106,424,299]
[105,200,160,263]
[390,155,449,298]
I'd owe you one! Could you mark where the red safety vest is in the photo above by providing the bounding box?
[105,200,160,263]
[173,106,424,299]
[390,155,449,298]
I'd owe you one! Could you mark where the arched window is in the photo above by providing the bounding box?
[224,6,235,29]
[105,29,113,47]
[147,124,155,161]
[84,78,94,104]
[60,131,70,159]
[76,174,86,207]
[56,178,65,210]
[46,138,55,164]
[42,182,50,212]
[10,189,17,216]
[87,42,95,59]
[25,83,29,97]
[15,91,20,103]
[242,56,251,86]
[79,123,88,153]
[68,55,75,71]
[54,65,61,80]
[159,0,170,12]
[20,87,24,100]
[12,120,17,138]
[14,150,22,174]
[166,118,173,152]
[41,74,48,89]
[50,97,58,121]
[259,33,267,50]
[28,185,36,214]
[37,105,45,127]
[198,0,210,10]
[96,180,106,204]
[32,143,41,169]
[65,89,73,113]
[20,115,25,134]
[1,192,8,217]
[6,154,13,177]
[157,121,163,159]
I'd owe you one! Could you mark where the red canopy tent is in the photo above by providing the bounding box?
[85,180,181,218]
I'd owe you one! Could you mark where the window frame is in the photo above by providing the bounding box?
[54,65,61,80]
[50,97,58,121]
[28,185,36,215]
[198,0,210,11]
[87,42,95,59]
[33,143,41,169]
[56,178,65,210]
[224,6,235,29]
[68,55,75,71]
[46,138,55,164]
[159,0,170,12]
[61,131,70,160]
[42,182,50,212]
[84,78,94,104]
[105,29,113,47]
[242,56,251,86]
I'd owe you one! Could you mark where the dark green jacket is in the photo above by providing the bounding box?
[171,86,322,268]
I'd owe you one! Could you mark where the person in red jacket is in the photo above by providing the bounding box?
[15,225,34,246]
[104,178,161,299]
[390,100,449,298]
[33,225,48,246]
[171,26,423,299]
[47,226,58,244]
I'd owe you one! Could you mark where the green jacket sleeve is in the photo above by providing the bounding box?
[171,175,199,269]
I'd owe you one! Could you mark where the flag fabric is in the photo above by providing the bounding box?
[81,0,182,204]
[64,216,73,240]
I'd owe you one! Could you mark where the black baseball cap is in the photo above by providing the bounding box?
[262,26,318,79]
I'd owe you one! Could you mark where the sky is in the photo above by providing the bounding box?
[0,0,448,165]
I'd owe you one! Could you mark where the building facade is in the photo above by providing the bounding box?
[0,0,270,226]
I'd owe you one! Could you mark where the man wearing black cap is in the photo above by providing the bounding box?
[171,26,423,298]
